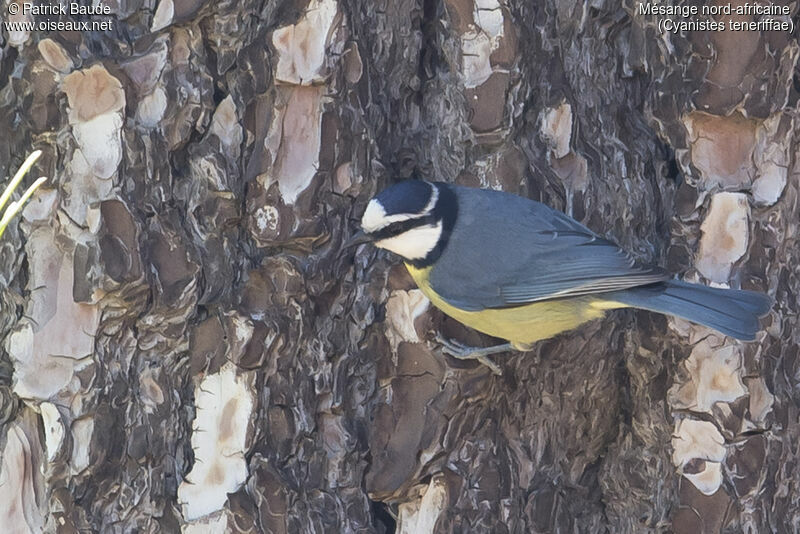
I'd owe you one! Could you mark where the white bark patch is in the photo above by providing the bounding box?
[71,417,95,475]
[62,64,125,122]
[210,95,243,158]
[461,0,506,88]
[71,113,124,180]
[684,460,723,496]
[151,0,175,32]
[7,228,99,401]
[62,65,125,181]
[139,367,166,414]
[672,418,726,496]
[182,511,228,534]
[669,338,747,413]
[21,187,58,223]
[191,155,227,191]
[7,323,75,403]
[271,0,339,85]
[229,313,255,356]
[550,152,589,192]
[752,113,790,206]
[178,362,255,520]
[38,38,74,73]
[136,87,168,128]
[752,161,787,206]
[40,402,65,463]
[474,0,504,36]
[7,7,32,47]
[384,289,430,352]
[266,86,324,205]
[63,147,116,224]
[123,42,169,129]
[255,206,280,232]
[0,413,45,533]
[461,30,494,88]
[684,111,757,189]
[397,477,448,534]
[745,377,775,429]
[696,192,749,283]
[122,41,169,94]
[540,103,573,159]
[684,110,791,205]
[334,162,353,194]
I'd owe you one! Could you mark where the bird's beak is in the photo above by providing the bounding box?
[343,229,374,249]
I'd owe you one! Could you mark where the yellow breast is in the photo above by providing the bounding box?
[404,263,624,348]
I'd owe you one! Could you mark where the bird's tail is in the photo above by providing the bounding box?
[611,280,772,341]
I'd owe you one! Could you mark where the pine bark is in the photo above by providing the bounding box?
[0,0,797,532]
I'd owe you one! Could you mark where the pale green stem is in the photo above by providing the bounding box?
[0,150,42,213]
[0,151,47,240]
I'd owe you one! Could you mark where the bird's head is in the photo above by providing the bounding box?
[349,180,455,265]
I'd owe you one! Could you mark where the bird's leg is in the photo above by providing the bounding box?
[434,333,512,376]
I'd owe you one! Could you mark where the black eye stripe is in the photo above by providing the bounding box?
[369,214,438,240]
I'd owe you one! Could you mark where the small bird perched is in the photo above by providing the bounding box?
[350,180,772,375]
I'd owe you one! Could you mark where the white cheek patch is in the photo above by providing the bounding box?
[375,221,443,260]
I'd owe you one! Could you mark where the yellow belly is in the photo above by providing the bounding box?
[405,264,627,348]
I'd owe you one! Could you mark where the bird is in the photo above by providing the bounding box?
[349,180,772,375]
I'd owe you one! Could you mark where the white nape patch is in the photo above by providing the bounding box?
[375,221,442,261]
[422,182,439,214]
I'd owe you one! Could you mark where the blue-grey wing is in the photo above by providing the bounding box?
[428,185,668,311]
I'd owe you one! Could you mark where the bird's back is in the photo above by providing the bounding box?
[428,184,666,311]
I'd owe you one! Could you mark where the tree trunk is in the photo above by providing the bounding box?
[0,0,797,532]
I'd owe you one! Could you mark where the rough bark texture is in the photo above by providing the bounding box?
[0,0,797,532]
